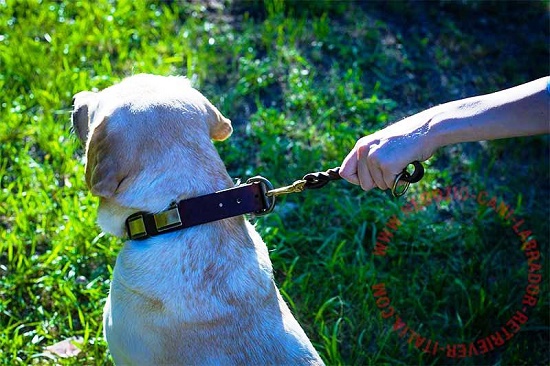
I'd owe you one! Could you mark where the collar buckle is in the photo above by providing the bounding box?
[126,213,149,240]
[126,204,183,240]
[154,205,182,232]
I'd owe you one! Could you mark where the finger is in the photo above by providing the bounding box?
[356,144,375,191]
[366,147,389,190]
[339,147,360,185]
[369,164,389,190]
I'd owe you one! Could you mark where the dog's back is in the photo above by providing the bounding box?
[104,221,322,365]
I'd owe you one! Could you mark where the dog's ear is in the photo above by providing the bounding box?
[204,99,232,141]
[72,91,97,144]
[84,116,132,199]
[72,91,124,199]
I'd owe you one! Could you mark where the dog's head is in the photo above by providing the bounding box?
[72,74,233,235]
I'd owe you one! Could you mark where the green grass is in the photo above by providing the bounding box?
[1,0,548,364]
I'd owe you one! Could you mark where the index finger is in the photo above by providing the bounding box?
[339,147,360,185]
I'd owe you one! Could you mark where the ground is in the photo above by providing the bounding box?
[0,1,548,364]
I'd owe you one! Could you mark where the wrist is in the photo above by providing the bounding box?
[424,104,453,153]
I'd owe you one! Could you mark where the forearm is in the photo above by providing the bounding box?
[428,76,550,150]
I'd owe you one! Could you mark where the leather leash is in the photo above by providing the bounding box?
[125,162,424,241]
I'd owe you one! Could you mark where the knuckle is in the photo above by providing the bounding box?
[367,149,384,167]
[356,143,370,158]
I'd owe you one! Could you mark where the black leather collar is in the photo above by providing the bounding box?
[125,178,274,240]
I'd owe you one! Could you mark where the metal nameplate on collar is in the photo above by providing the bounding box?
[154,205,182,232]
[126,213,148,240]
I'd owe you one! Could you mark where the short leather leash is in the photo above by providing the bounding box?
[125,162,424,241]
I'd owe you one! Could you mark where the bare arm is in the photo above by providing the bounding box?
[340,76,550,191]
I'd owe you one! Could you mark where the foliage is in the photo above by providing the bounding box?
[0,0,548,364]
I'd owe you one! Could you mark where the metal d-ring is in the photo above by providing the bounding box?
[391,161,425,197]
[246,176,276,216]
[392,171,411,197]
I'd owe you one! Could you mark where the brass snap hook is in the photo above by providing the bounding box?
[265,179,307,198]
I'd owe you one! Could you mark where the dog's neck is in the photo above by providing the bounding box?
[96,161,235,238]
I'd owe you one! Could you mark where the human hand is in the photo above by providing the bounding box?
[340,77,550,192]
[339,108,440,191]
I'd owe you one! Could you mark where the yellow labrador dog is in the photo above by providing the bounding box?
[72,74,323,365]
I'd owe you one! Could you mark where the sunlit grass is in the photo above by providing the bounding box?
[1,0,548,364]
